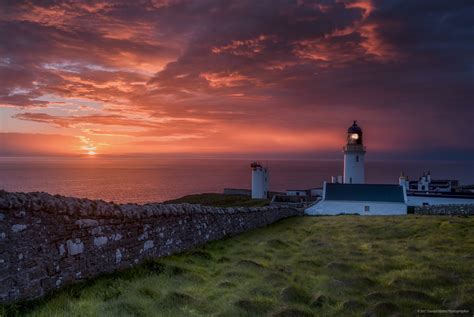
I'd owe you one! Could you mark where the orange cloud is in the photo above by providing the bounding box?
[2,0,471,159]
[294,0,398,63]
[211,35,276,57]
[200,72,259,88]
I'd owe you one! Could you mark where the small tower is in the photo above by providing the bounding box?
[399,172,409,189]
[343,121,366,184]
[251,162,269,199]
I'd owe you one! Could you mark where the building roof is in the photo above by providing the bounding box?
[347,120,362,134]
[325,183,405,203]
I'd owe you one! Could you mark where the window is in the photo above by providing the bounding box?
[356,155,359,162]
[364,206,370,212]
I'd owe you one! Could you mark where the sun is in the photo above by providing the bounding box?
[87,150,97,156]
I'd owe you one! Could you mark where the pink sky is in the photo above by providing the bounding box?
[1,1,473,159]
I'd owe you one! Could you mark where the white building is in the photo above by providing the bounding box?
[286,189,308,197]
[398,171,473,205]
[305,183,407,216]
[343,121,366,184]
[401,171,459,193]
[406,193,474,206]
[399,172,409,188]
[284,188,323,199]
[251,162,269,199]
[305,121,407,216]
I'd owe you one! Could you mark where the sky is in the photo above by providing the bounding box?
[0,0,473,159]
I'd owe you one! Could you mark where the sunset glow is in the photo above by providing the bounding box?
[0,1,472,159]
[2,3,474,314]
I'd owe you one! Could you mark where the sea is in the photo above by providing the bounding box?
[1,157,473,204]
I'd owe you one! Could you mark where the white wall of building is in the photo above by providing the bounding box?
[343,153,365,184]
[251,167,269,199]
[286,190,307,196]
[417,175,430,191]
[305,200,407,216]
[407,196,474,206]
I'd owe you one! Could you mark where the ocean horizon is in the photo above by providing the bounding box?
[1,156,473,204]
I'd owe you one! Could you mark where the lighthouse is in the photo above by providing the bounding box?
[343,121,366,184]
[251,162,269,199]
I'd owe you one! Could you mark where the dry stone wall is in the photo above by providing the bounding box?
[0,191,301,303]
[414,204,474,215]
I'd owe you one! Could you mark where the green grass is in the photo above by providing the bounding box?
[163,193,270,208]
[2,216,474,316]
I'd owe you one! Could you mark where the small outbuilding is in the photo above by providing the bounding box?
[305,183,407,216]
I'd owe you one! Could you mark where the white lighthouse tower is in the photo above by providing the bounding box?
[251,162,269,199]
[343,121,366,184]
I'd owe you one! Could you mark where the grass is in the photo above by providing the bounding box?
[163,193,270,208]
[2,216,474,316]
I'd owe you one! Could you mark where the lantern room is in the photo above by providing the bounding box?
[347,120,363,145]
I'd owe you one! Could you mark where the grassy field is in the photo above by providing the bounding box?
[163,193,270,208]
[2,216,474,316]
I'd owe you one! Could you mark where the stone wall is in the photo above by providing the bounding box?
[414,204,474,215]
[0,191,301,303]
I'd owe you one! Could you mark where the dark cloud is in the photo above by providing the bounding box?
[1,0,473,158]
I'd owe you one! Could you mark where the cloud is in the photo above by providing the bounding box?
[1,0,473,158]
[12,112,208,130]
